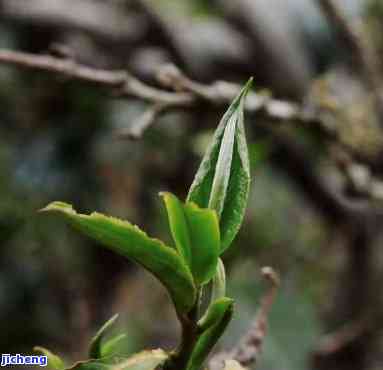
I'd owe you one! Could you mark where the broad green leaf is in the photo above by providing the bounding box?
[211,258,226,302]
[89,313,119,359]
[34,347,65,370]
[69,349,168,370]
[187,79,252,251]
[160,192,192,265]
[184,202,220,285]
[186,301,234,370]
[160,193,220,286]
[197,297,234,333]
[40,202,196,313]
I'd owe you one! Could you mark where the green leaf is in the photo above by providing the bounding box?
[184,202,220,285]
[89,313,119,359]
[160,192,192,265]
[197,297,234,333]
[186,301,234,370]
[69,349,168,370]
[40,202,196,314]
[187,79,252,252]
[34,347,65,370]
[160,193,220,286]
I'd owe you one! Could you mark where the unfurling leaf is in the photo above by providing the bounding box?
[161,192,220,286]
[197,297,234,333]
[40,202,196,314]
[186,300,234,370]
[187,79,252,252]
[34,347,65,370]
[89,313,119,359]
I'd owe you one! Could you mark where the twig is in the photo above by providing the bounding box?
[0,48,315,131]
[316,0,383,126]
[230,267,280,368]
[0,49,195,106]
[0,49,292,115]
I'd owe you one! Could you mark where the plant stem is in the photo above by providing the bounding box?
[164,291,202,370]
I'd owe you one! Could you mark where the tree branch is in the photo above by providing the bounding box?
[0,49,309,122]
[0,49,195,106]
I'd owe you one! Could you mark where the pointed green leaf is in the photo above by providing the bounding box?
[197,297,234,333]
[183,202,220,285]
[34,347,65,370]
[40,202,196,313]
[89,313,119,359]
[68,349,168,370]
[186,301,234,370]
[187,79,252,252]
[160,192,192,265]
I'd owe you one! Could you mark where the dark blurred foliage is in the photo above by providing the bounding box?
[1,1,383,370]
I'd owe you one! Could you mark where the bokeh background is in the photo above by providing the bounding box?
[1,1,383,369]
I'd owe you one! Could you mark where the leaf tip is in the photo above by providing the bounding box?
[33,346,44,354]
[240,77,253,100]
[158,191,171,199]
[39,201,75,215]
